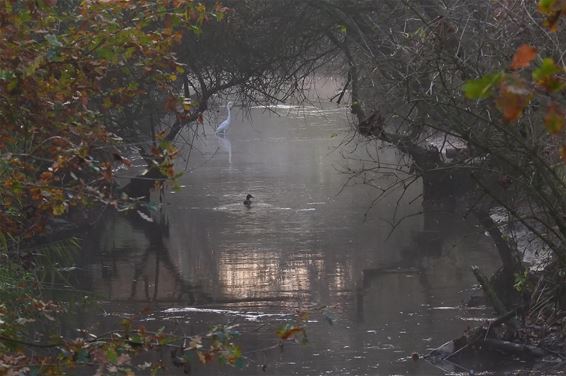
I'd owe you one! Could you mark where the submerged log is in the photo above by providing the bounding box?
[472,266,510,318]
[475,210,524,279]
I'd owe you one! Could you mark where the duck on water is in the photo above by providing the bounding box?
[243,194,254,208]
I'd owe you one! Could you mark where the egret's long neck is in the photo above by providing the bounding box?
[226,104,231,121]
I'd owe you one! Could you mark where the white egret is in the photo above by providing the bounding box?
[243,194,254,208]
[215,101,234,134]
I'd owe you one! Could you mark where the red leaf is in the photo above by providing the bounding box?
[510,45,537,70]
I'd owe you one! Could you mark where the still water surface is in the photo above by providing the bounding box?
[73,83,501,375]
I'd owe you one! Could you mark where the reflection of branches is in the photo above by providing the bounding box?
[184,124,199,171]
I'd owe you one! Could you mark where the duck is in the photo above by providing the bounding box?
[243,194,254,207]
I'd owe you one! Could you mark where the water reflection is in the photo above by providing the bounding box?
[76,80,502,375]
[83,211,211,304]
[216,133,232,165]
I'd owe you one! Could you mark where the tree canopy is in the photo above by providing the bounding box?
[0,0,221,242]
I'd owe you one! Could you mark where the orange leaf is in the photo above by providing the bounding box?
[101,162,113,182]
[495,83,532,122]
[277,326,304,340]
[510,45,537,70]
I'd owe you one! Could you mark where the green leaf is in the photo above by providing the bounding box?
[532,58,564,91]
[106,347,118,364]
[96,47,115,61]
[539,0,557,13]
[0,70,15,81]
[463,72,503,99]
[533,58,561,81]
[6,78,18,92]
[129,335,144,346]
[213,12,225,22]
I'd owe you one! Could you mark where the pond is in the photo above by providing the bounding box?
[69,78,503,375]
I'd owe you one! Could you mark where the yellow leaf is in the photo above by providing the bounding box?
[52,203,67,216]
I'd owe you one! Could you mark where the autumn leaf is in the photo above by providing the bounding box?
[495,82,532,122]
[276,324,304,340]
[544,103,565,133]
[510,45,537,70]
[538,0,566,31]
[532,58,564,91]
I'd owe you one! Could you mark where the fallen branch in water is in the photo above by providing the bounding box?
[471,265,518,331]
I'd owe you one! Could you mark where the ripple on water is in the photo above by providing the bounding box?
[162,307,290,321]
[212,203,304,212]
[430,306,459,310]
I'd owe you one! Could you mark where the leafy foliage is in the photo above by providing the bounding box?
[538,0,566,31]
[464,2,566,140]
[0,0,223,241]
